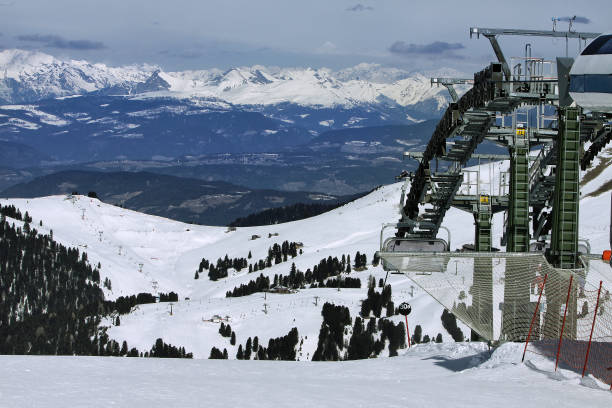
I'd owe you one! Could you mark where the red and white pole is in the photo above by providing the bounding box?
[582,280,603,377]
[405,315,411,348]
[522,273,547,362]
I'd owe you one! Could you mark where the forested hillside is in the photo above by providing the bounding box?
[0,210,105,354]
[0,207,191,357]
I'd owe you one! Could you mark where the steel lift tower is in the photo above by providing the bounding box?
[379,25,605,343]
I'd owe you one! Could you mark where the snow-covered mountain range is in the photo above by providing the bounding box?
[0,49,464,168]
[0,49,460,110]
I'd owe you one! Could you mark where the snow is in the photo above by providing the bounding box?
[1,342,610,407]
[0,49,152,100]
[581,147,612,198]
[0,104,70,126]
[1,183,471,360]
[2,117,40,130]
[156,67,456,109]
[2,158,612,403]
[3,160,611,362]
[0,49,457,109]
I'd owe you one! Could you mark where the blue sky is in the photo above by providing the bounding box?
[1,0,610,72]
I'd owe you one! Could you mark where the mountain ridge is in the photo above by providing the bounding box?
[0,49,465,110]
[0,169,356,225]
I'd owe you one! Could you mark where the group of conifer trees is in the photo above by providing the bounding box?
[111,292,179,315]
[210,326,299,361]
[411,325,443,344]
[0,211,106,354]
[225,252,367,298]
[0,205,192,358]
[360,279,394,318]
[197,241,302,281]
[312,282,407,361]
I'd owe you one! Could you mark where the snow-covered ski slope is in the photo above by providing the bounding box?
[3,152,612,358]
[3,181,476,360]
[2,343,611,407]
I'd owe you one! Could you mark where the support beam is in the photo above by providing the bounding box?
[469,26,600,82]
[506,144,530,252]
[472,195,493,340]
[484,35,512,81]
[542,108,581,341]
[404,152,510,161]
[444,84,459,103]
[548,107,581,269]
[431,78,473,103]
[474,196,492,252]
[503,118,531,340]
[469,27,601,40]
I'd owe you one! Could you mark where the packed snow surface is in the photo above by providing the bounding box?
[1,343,610,407]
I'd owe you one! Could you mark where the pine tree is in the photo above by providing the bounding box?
[386,301,394,317]
[223,348,228,359]
[112,341,120,356]
[435,333,443,343]
[230,331,236,345]
[372,252,380,267]
[194,270,199,279]
[209,347,224,359]
[237,344,244,360]
[121,341,128,356]
[245,337,252,360]
[413,325,422,344]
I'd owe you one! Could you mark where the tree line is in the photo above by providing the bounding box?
[197,241,302,281]
[111,291,179,315]
[210,327,299,361]
[225,253,367,298]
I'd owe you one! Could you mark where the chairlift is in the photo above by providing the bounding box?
[382,237,449,253]
[378,223,451,280]
[529,238,590,255]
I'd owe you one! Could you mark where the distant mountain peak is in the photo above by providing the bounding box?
[0,48,467,110]
[137,70,171,93]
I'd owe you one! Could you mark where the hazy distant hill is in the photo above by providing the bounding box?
[0,170,354,225]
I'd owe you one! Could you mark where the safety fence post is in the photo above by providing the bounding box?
[522,273,548,362]
[582,281,603,377]
[555,274,573,371]
[405,315,411,348]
